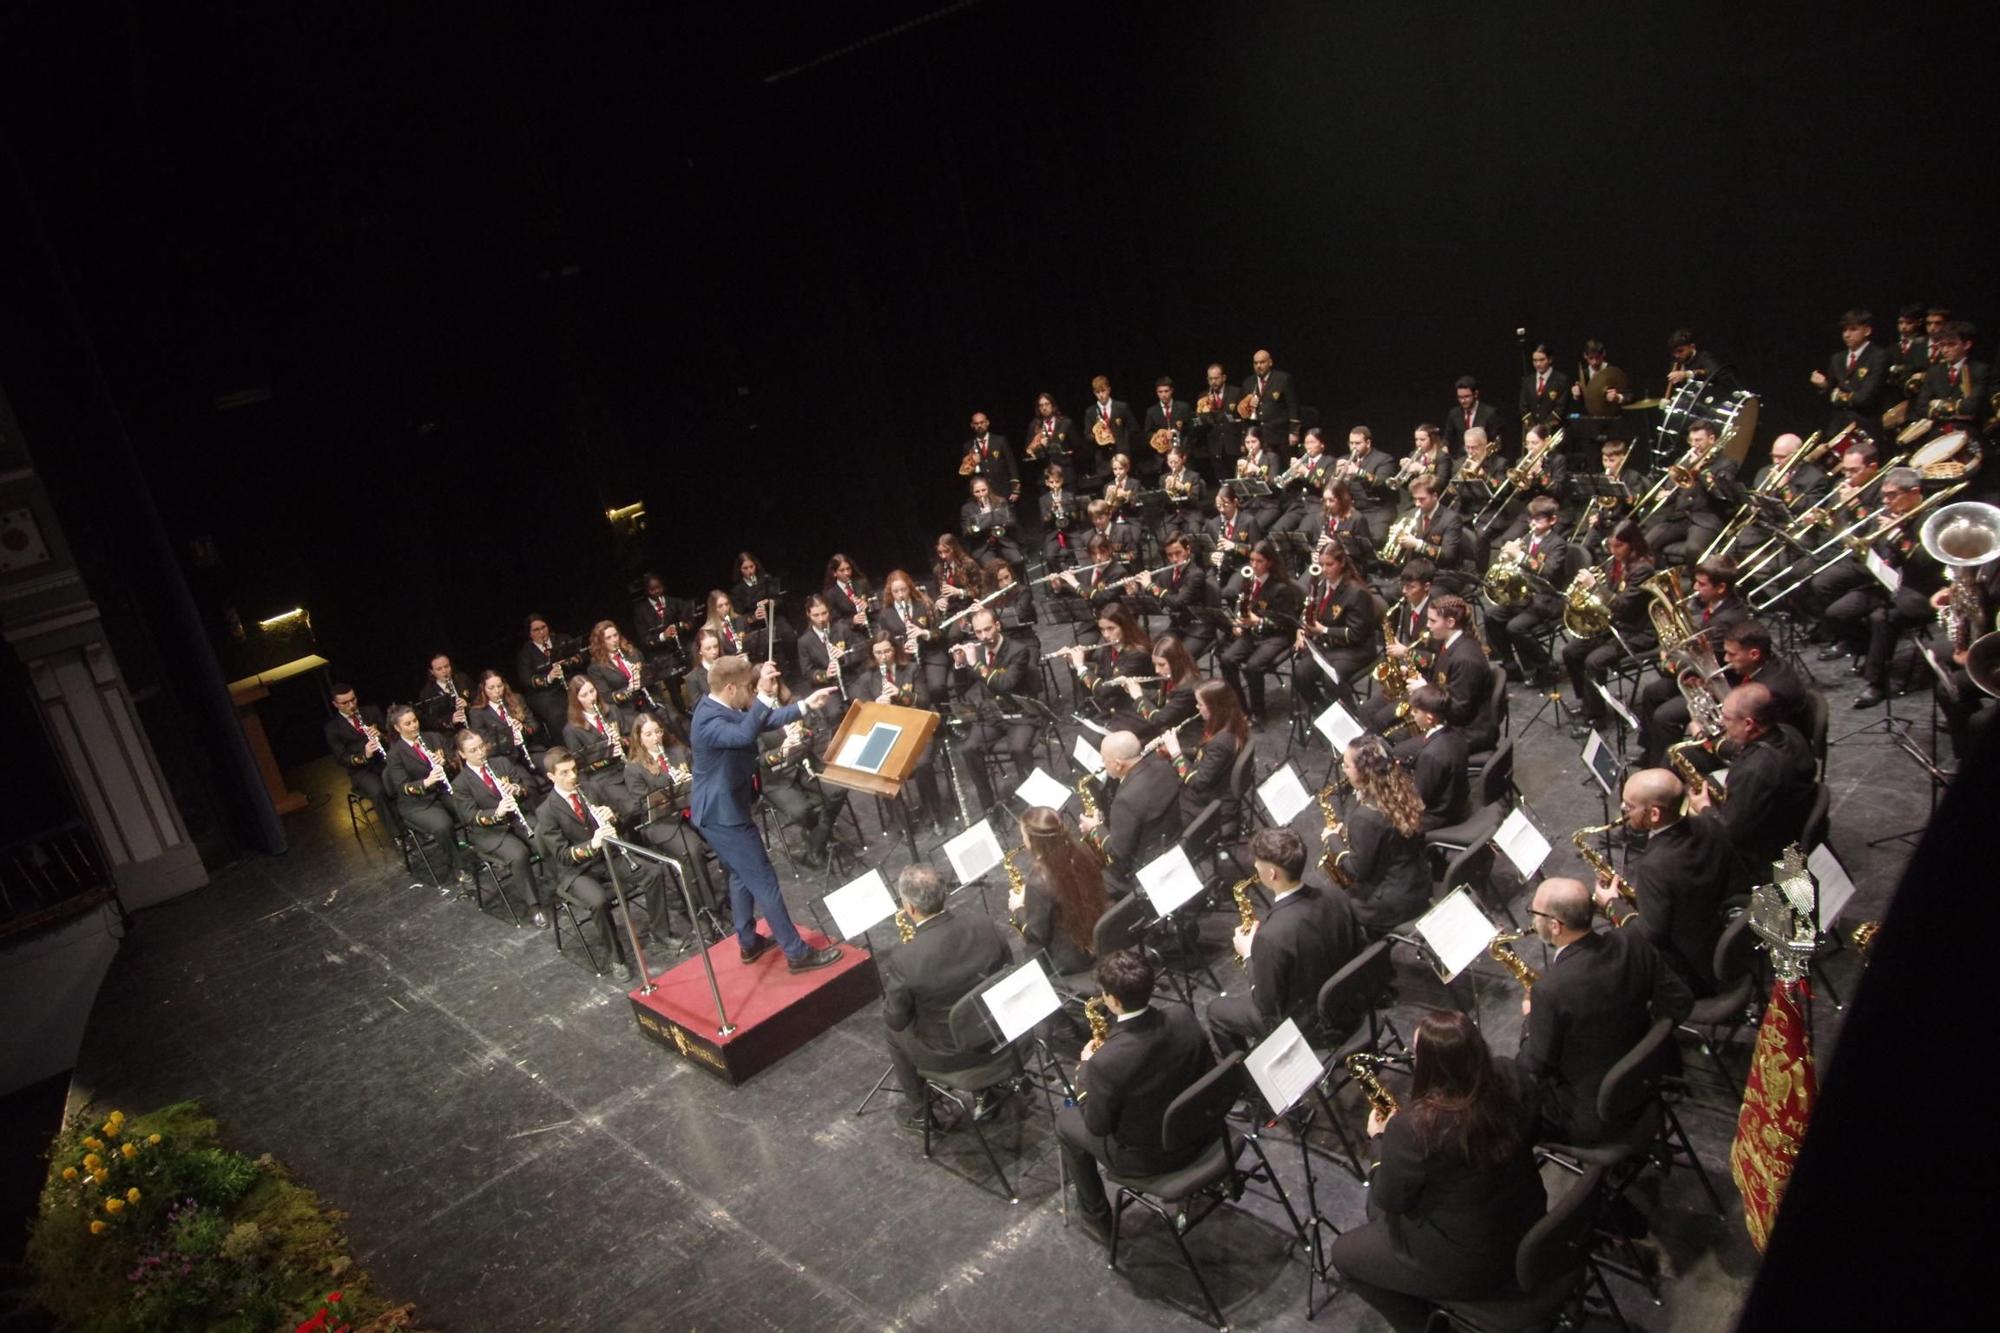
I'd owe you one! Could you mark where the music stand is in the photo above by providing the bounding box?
[817,700,942,868]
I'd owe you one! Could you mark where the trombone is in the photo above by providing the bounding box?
[1748,482,1967,611]
[1735,453,1909,584]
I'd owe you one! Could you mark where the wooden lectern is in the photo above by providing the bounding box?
[815,700,940,798]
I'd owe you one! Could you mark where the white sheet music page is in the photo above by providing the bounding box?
[1258,762,1313,825]
[1807,843,1858,929]
[1313,699,1365,750]
[943,819,1005,885]
[1493,808,1552,879]
[1593,680,1639,730]
[1071,734,1106,776]
[1864,549,1901,593]
[1246,1019,1323,1115]
[981,957,1062,1043]
[825,869,897,940]
[1015,765,1073,811]
[1417,888,1498,981]
[1136,844,1205,915]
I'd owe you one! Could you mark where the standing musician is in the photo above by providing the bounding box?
[1664,327,1733,395]
[755,684,850,872]
[1820,467,1945,706]
[450,729,547,925]
[1518,877,1693,1147]
[1242,348,1300,453]
[623,710,723,929]
[1562,521,1658,740]
[1518,343,1571,435]
[468,668,549,779]
[1158,444,1209,535]
[1294,537,1377,714]
[1160,678,1249,822]
[882,864,1016,1133]
[561,676,627,781]
[1188,362,1242,480]
[536,746,669,984]
[1077,732,1180,885]
[585,620,654,728]
[1392,685,1471,833]
[863,632,947,830]
[1645,420,1740,568]
[1336,425,1401,537]
[1593,769,1734,996]
[877,569,953,703]
[1268,427,1341,535]
[1686,681,1817,882]
[1575,437,1643,558]
[1038,463,1087,570]
[1130,534,1216,660]
[823,553,875,633]
[1082,375,1135,481]
[1325,735,1431,932]
[689,657,843,971]
[1218,539,1304,725]
[325,683,406,842]
[1481,497,1568,688]
[951,608,1041,818]
[959,476,1022,571]
[1886,304,1929,413]
[1488,422,1568,544]
[1330,1012,1546,1333]
[957,409,1021,503]
[1315,478,1375,570]
[1100,451,1140,523]
[681,628,723,712]
[1234,429,1286,533]
[1915,320,1988,444]
[1810,309,1892,438]
[1206,483,1260,573]
[1011,805,1112,978]
[1634,559,1747,766]
[1061,602,1152,722]
[796,594,865,694]
[1205,826,1363,1057]
[631,572,697,665]
[1022,391,1077,476]
[1570,337,1632,442]
[516,614,579,739]
[1140,376,1191,482]
[727,552,795,668]
[416,651,472,733]
[1123,634,1203,741]
[383,702,470,888]
[1442,376,1502,454]
[1057,948,1217,1241]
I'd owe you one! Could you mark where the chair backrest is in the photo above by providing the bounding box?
[945,986,1004,1054]
[1516,1164,1607,1293]
[1478,739,1515,809]
[1560,542,1588,585]
[1159,1052,1247,1154]
[1805,689,1829,773]
[1595,1016,1677,1125]
[1486,664,1510,732]
[1179,798,1225,863]
[1711,909,1757,991]
[1316,938,1395,1046]
[1227,738,1258,802]
[1801,783,1829,852]
[1092,892,1153,959]
[1440,807,1504,897]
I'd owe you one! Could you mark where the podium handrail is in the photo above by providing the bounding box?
[602,834,734,1037]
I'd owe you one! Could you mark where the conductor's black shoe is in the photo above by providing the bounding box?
[1853,686,1886,709]
[739,935,777,965]
[611,963,633,984]
[787,945,843,973]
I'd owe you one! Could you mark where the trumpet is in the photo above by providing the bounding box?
[1228,873,1259,967]
[1346,1052,1399,1117]
[1390,451,1432,489]
[1571,820,1637,923]
[1487,929,1539,991]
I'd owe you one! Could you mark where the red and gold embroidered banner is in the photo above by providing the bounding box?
[1729,977,1817,1252]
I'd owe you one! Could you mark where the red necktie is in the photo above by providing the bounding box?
[570,792,587,823]
[1950,364,1961,386]
[593,716,606,737]
[1702,604,1713,625]
[1537,373,1546,393]
[1251,578,1263,603]
[414,741,431,766]
[1465,407,1474,427]
[479,766,499,794]
[350,716,364,734]
[1846,349,1858,372]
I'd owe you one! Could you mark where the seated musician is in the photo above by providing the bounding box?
[1205,826,1362,1057]
[324,683,405,841]
[796,594,865,693]
[753,683,850,872]
[1054,534,1127,641]
[1235,428,1285,532]
[876,568,953,702]
[1686,682,1817,881]
[1313,477,1374,571]
[1387,474,1468,577]
[960,476,1023,571]
[1123,633,1201,742]
[1010,805,1112,976]
[1419,594,1496,753]
[1731,432,1831,558]
[1793,439,1885,627]
[622,711,720,926]
[631,572,696,664]
[1294,536,1378,715]
[1059,602,1151,726]
[561,675,627,780]
[1593,769,1733,996]
[468,668,548,779]
[1490,422,1568,544]
[1518,877,1693,1146]
[516,613,578,738]
[1480,497,1567,687]
[1083,497,1141,567]
[1218,539,1304,725]
[728,551,795,666]
[1644,421,1739,567]
[536,746,668,983]
[584,620,655,728]
[1023,391,1076,476]
[823,553,875,633]
[1392,686,1470,833]
[1077,732,1180,887]
[1634,559,1747,766]
[1446,428,1508,559]
[1159,444,1208,534]
[450,728,547,925]
[1561,521,1658,740]
[1057,947,1217,1241]
[383,703,470,887]
[1325,735,1431,932]
[681,628,723,712]
[862,632,945,830]
[1205,482,1260,575]
[1337,424,1400,536]
[931,534,984,629]
[1131,533,1216,662]
[416,651,473,733]
[984,558,1041,656]
[1356,561,1439,735]
[1038,463,1087,570]
[702,589,756,660]
[1576,437,1641,559]
[1823,467,1947,708]
[1161,678,1248,822]
[1330,1012,1546,1333]
[1269,427,1339,535]
[952,608,1041,818]
[882,864,1016,1134]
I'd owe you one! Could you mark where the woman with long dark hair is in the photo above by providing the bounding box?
[1010,805,1110,975]
[469,668,547,773]
[585,620,652,727]
[823,553,874,631]
[1162,678,1248,820]
[1218,538,1305,723]
[1295,536,1378,716]
[1061,601,1151,725]
[727,549,795,665]
[1127,633,1202,740]
[1329,1011,1545,1333]
[562,675,625,776]
[1333,734,1431,930]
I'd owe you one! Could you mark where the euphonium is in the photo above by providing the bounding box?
[1228,873,1259,967]
[1315,785,1356,887]
[1571,820,1637,922]
[1378,513,1417,562]
[1346,1052,1399,1117]
[1921,501,2000,653]
[1487,929,1539,991]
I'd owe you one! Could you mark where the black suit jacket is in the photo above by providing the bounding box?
[1820,342,1891,424]
[1335,802,1431,929]
[468,700,542,760]
[960,500,1020,552]
[1079,1005,1216,1168]
[324,707,388,773]
[1408,502,1467,569]
[1174,729,1237,822]
[961,433,1020,499]
[1434,632,1498,753]
[1242,368,1298,439]
[954,635,1040,710]
[881,907,1015,1053]
[1739,659,1807,732]
[1222,571,1304,640]
[796,626,865,689]
[1018,868,1094,977]
[534,784,613,889]
[1143,400,1194,451]
[1244,884,1363,1035]
[415,674,473,730]
[450,756,538,853]
[517,637,575,700]
[1100,753,1182,879]
[1626,817,1733,992]
[1395,725,1471,831]
[1083,397,1137,462]
[1518,928,1693,1144]
[1706,723,1815,873]
[1519,370,1572,429]
[1919,357,1990,426]
[384,733,455,811]
[1141,561,1217,638]
[1022,414,1077,468]
[631,595,695,651]
[1442,400,1502,452]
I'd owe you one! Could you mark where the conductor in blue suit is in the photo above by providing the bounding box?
[691,655,845,971]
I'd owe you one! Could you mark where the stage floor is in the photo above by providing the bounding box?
[69,643,1930,1331]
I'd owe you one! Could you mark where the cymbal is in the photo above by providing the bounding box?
[1619,398,1662,411]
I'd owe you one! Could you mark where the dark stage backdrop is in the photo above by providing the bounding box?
[2,1,1995,760]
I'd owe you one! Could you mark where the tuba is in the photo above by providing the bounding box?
[1643,568,1727,736]
[1921,501,2000,654]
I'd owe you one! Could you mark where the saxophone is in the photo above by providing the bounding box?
[1346,1053,1399,1116]
[1228,873,1259,967]
[1003,847,1029,938]
[1075,772,1102,820]
[1083,996,1112,1057]
[1315,785,1356,887]
[1487,929,1539,991]
[1666,737,1726,806]
[893,909,915,942]
[1571,820,1638,923]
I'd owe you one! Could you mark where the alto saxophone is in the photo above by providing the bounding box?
[1315,785,1356,887]
[1346,1052,1399,1117]
[1003,847,1029,938]
[1487,929,1539,991]
[1228,873,1259,967]
[1666,738,1726,807]
[1083,996,1112,1064]
[1571,820,1638,923]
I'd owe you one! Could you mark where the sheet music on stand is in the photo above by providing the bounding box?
[1313,699,1366,751]
[1582,729,1624,798]
[1245,1019,1324,1116]
[1415,888,1499,982]
[1806,843,1859,932]
[824,869,898,941]
[979,955,1063,1044]
[1258,762,1313,826]
[943,819,1005,886]
[1593,680,1639,731]
[1303,639,1340,685]
[1136,844,1206,916]
[1493,808,1553,879]
[1919,642,1960,703]
[1864,549,1902,594]
[1014,765,1074,811]
[1071,734,1106,776]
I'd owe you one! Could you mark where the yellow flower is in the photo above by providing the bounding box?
[146,1134,162,1146]
[91,1171,108,1185]
[90,1221,107,1235]
[102,1123,120,1138]
[120,1143,137,1160]
[108,1110,125,1125]
[104,1198,124,1214]
[125,1188,141,1204]
[82,1154,101,1171]
[82,1137,102,1152]
[61,1167,78,1182]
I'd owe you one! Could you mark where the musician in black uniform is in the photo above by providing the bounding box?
[1206,826,1363,1056]
[1081,375,1135,482]
[1481,498,1567,686]
[623,711,723,928]
[537,747,667,983]
[1161,678,1248,823]
[1078,732,1180,888]
[860,633,946,830]
[1294,537,1377,714]
[1058,947,1218,1238]
[1327,735,1432,932]
[1062,601,1151,728]
[1038,463,1087,570]
[1386,475,1468,577]
[1444,429,1508,541]
[1022,392,1077,478]
[1126,635,1201,743]
[1081,499,1141,567]
[1243,349,1300,453]
[1518,343,1571,434]
[1420,595,1498,753]
[881,863,1017,1131]
[585,620,655,729]
[631,572,697,665]
[1059,540,1134,651]
[984,561,1042,658]
[517,614,579,739]
[1269,428,1341,536]
[325,684,407,841]
[1133,534,1218,663]
[795,593,866,694]
[681,629,722,712]
[1822,468,1947,705]
[1562,522,1658,739]
[1798,440,1889,628]
[450,729,547,924]
[1518,876,1692,1146]
[754,688,850,871]
[1442,376,1502,454]
[1490,422,1569,544]
[1158,445,1208,537]
[1810,309,1893,437]
[1644,421,1740,567]
[561,675,626,781]
[1731,432,1832,559]
[1595,768,1733,995]
[960,476,1023,571]
[877,569,953,702]
[1335,425,1401,538]
[1887,304,1929,411]
[958,410,1021,504]
[823,554,875,634]
[1233,428,1286,533]
[1140,377,1191,482]
[1687,682,1817,881]
[1393,686,1470,833]
[1575,437,1644,559]
[1330,1011,1546,1333]
[1218,540,1304,724]
[1187,363,1242,481]
[1916,321,1989,446]
[383,703,470,886]
[1313,478,1375,572]
[727,552,794,668]
[952,608,1041,817]
[1635,559,1747,766]
[1665,327,1733,396]
[1205,483,1260,573]
[416,652,473,734]
[1011,805,1112,977]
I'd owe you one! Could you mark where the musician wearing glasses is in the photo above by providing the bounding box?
[1732,433,1831,558]
[325,684,405,842]
[952,609,1040,819]
[881,864,1016,1134]
[1188,362,1242,480]
[450,729,547,926]
[1594,769,1733,996]
[1561,522,1658,740]
[1633,560,1747,767]
[1392,686,1471,833]
[1442,376,1501,454]
[1205,826,1362,1058]
[1481,498,1567,688]
[416,652,472,733]
[1818,467,1942,704]
[1218,540,1303,725]
[1445,428,1507,536]
[1809,309,1892,437]
[383,703,470,888]
[1326,736,1431,932]
[1519,343,1570,434]
[1336,425,1400,535]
